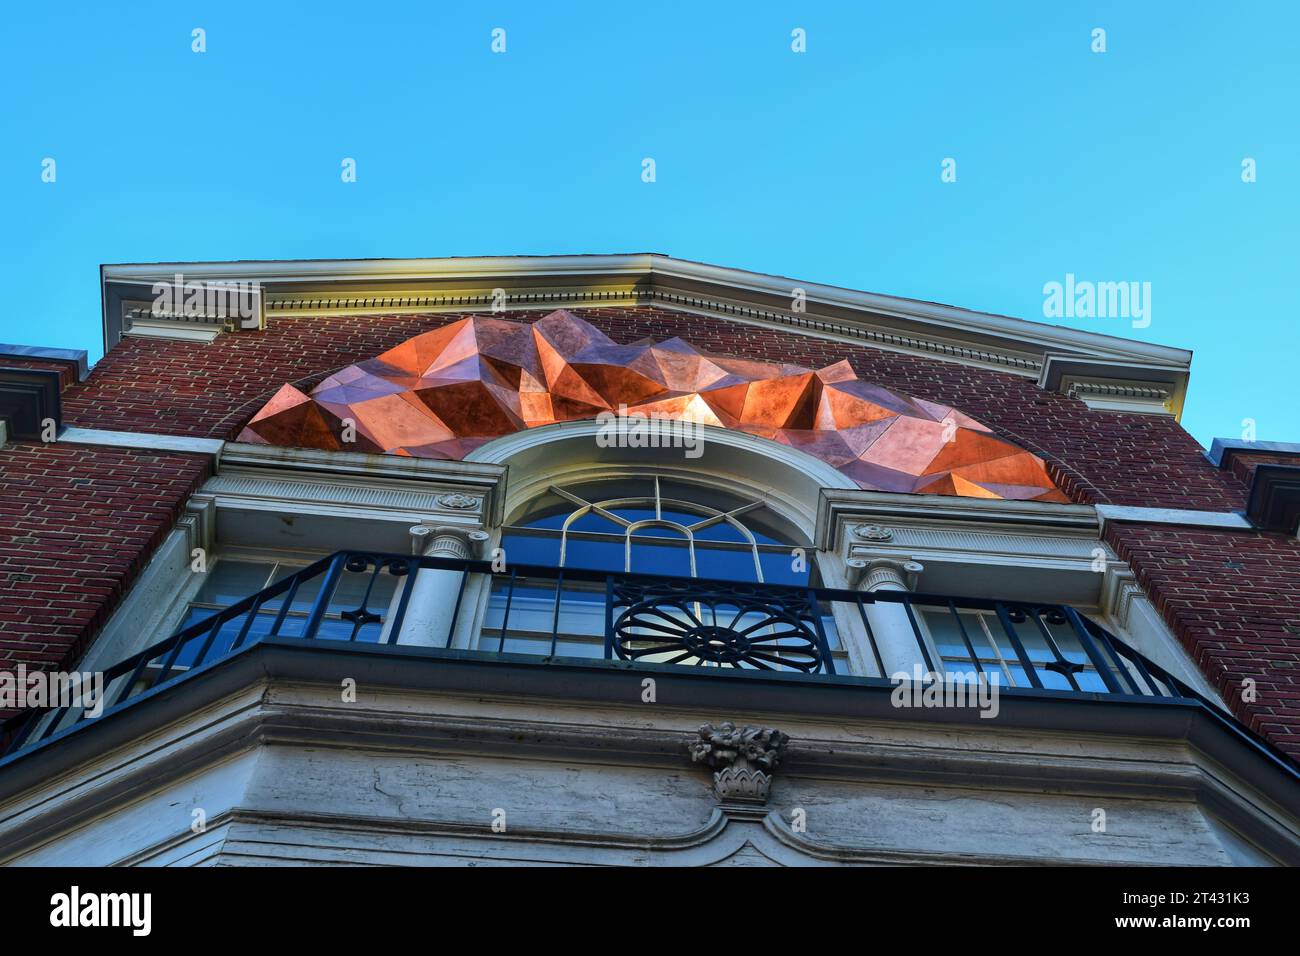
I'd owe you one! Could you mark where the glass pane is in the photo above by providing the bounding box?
[921,608,976,659]
[500,532,562,567]
[567,511,623,533]
[695,547,760,583]
[483,583,564,635]
[995,612,1055,663]
[1074,669,1107,693]
[192,560,274,606]
[629,540,691,577]
[820,612,841,651]
[178,605,216,633]
[315,616,381,642]
[758,550,809,585]
[172,611,277,667]
[560,536,625,572]
[693,520,749,543]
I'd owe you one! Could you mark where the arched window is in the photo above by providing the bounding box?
[498,476,809,585]
[482,476,846,669]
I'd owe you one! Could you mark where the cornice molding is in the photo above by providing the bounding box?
[1095,504,1253,534]
[815,488,1099,551]
[100,255,1193,406]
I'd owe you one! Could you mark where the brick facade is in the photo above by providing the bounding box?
[4,306,1296,754]
[0,442,211,721]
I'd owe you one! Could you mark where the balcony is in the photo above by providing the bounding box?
[5,550,1295,776]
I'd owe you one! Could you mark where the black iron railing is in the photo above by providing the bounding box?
[0,550,1269,759]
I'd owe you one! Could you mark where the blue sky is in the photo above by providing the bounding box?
[2,1,1295,447]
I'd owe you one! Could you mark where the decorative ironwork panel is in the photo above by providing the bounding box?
[610,578,829,672]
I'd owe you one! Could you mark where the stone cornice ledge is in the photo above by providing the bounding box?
[218,441,507,526]
[58,426,225,460]
[1096,504,1253,533]
[816,490,1099,550]
[0,640,1295,863]
[101,255,1192,383]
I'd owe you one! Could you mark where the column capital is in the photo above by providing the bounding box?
[846,556,924,592]
[409,524,490,559]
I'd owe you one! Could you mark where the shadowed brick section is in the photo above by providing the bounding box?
[1105,522,1300,758]
[61,307,1248,510]
[0,442,212,720]
[1224,452,1300,487]
[0,357,79,390]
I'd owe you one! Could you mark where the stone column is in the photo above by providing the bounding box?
[846,557,926,679]
[381,525,490,647]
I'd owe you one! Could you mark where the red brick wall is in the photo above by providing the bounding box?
[0,442,212,720]
[1105,523,1300,754]
[0,357,80,390]
[1221,451,1300,487]
[8,305,1296,756]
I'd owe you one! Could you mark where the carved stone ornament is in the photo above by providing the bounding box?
[689,722,789,805]
[435,492,480,510]
[853,524,893,541]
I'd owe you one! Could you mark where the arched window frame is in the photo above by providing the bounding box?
[549,478,771,582]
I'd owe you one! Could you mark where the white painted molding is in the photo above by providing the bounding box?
[1096,505,1253,532]
[817,489,1098,551]
[1100,566,1224,704]
[469,419,855,541]
[123,323,223,343]
[58,426,225,458]
[101,254,1192,389]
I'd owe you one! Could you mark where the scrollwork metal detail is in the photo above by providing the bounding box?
[611,580,828,672]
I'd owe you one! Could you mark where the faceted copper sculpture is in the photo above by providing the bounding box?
[238,310,1066,501]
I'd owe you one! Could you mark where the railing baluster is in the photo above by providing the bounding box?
[1113,639,1165,696]
[549,569,565,657]
[949,600,982,678]
[152,630,193,687]
[497,568,517,653]
[604,575,615,660]
[1062,605,1125,694]
[994,602,1043,689]
[114,649,160,706]
[901,596,936,674]
[268,576,302,638]
[854,594,887,678]
[806,590,836,676]
[302,554,345,640]
[187,613,227,670]
[1030,608,1082,692]
[385,559,417,645]
[347,559,383,642]
[446,566,469,649]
